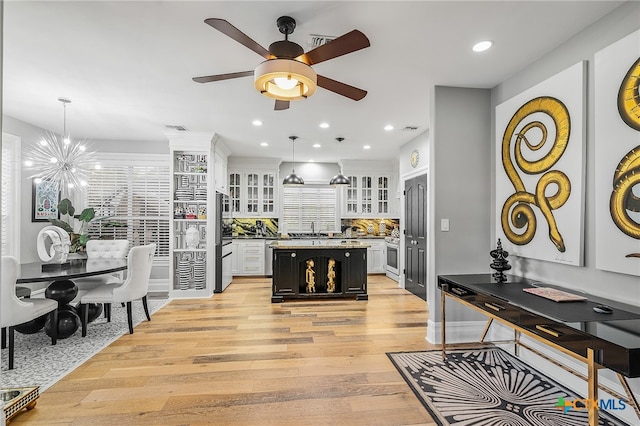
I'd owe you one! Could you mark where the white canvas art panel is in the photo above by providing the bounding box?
[495,61,585,266]
[595,30,640,277]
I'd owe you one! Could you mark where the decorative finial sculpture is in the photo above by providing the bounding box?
[490,238,511,283]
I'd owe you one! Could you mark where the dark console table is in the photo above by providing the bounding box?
[270,241,368,303]
[438,274,640,426]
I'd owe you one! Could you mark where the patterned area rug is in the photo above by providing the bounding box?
[388,347,630,426]
[1,298,167,391]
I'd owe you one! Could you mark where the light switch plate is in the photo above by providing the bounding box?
[441,218,450,232]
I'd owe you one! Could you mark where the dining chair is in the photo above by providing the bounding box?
[74,239,130,290]
[79,243,156,336]
[1,256,58,370]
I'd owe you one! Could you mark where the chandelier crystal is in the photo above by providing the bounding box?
[25,98,96,193]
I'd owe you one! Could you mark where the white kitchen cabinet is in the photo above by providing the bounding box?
[231,241,240,275]
[168,133,217,298]
[344,174,390,216]
[340,160,399,218]
[227,158,281,217]
[356,239,386,274]
[228,170,278,216]
[214,151,228,194]
[233,240,265,276]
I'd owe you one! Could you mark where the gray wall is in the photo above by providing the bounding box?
[491,1,640,304]
[429,86,492,324]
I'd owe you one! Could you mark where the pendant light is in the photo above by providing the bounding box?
[283,135,304,185]
[329,137,351,186]
[24,98,95,194]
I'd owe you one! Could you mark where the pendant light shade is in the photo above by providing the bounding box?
[329,137,351,186]
[283,135,304,185]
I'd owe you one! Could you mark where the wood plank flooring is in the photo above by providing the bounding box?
[11,275,438,425]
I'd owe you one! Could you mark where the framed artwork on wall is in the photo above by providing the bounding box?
[594,29,640,277]
[31,179,60,222]
[495,61,586,266]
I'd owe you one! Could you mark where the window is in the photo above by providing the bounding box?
[282,186,338,233]
[1,133,21,258]
[85,154,170,259]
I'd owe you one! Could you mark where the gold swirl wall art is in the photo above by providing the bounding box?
[595,29,640,276]
[500,96,571,252]
[496,61,585,266]
[617,58,640,131]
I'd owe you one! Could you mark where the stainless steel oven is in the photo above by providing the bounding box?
[385,237,399,282]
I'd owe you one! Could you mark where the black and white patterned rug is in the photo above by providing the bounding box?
[388,347,630,426]
[1,298,168,391]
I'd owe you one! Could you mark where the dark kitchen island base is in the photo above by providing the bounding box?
[270,243,368,303]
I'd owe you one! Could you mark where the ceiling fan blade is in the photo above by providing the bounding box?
[299,30,370,65]
[193,71,254,83]
[317,75,367,101]
[274,100,290,111]
[204,18,272,59]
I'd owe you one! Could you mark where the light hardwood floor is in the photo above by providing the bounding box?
[12,275,438,425]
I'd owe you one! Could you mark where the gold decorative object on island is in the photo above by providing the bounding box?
[327,259,336,293]
[305,259,316,293]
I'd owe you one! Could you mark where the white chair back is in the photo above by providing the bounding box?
[86,239,129,259]
[113,244,156,301]
[1,257,39,327]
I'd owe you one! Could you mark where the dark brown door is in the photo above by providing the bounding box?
[404,174,427,300]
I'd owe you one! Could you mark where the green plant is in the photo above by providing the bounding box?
[49,198,96,253]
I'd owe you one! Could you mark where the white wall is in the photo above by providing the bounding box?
[492,1,640,304]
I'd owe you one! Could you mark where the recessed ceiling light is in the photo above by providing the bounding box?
[260,142,269,147]
[308,159,315,163]
[363,145,371,150]
[319,122,330,129]
[312,143,321,148]
[384,125,394,131]
[252,119,263,126]
[472,40,493,52]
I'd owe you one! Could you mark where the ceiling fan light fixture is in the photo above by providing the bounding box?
[255,59,317,101]
[274,76,299,90]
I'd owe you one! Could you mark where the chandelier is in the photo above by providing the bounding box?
[25,98,96,193]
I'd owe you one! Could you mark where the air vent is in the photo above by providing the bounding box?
[401,126,420,132]
[307,34,336,49]
[165,125,189,132]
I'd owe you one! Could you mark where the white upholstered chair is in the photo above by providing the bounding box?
[1,256,58,370]
[73,239,130,290]
[79,243,156,336]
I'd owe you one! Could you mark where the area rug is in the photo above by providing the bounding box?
[387,347,630,426]
[1,298,168,391]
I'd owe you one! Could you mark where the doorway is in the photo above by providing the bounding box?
[404,174,427,300]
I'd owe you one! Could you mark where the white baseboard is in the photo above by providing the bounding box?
[148,278,169,295]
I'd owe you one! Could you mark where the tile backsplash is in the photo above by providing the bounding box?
[228,217,399,238]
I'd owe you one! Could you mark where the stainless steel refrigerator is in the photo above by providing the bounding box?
[215,192,233,292]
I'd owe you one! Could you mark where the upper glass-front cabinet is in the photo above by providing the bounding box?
[344,173,390,217]
[228,170,278,216]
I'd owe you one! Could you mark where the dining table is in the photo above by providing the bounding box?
[16,258,128,338]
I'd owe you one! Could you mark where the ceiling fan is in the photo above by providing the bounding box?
[193,16,370,110]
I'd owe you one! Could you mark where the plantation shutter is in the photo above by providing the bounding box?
[1,134,20,257]
[282,186,338,233]
[85,155,170,258]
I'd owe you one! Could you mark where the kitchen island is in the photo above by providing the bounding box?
[270,240,369,302]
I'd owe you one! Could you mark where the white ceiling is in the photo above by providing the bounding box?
[2,1,622,163]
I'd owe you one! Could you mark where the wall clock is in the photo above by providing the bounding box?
[410,149,420,168]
